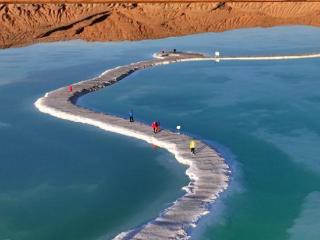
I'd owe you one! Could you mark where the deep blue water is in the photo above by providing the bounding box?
[1,26,320,239]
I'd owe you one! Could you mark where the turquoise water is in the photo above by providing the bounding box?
[1,26,320,239]
[0,42,188,239]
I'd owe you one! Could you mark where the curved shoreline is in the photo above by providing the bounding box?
[34,51,320,239]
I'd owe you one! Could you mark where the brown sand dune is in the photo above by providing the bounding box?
[1,2,320,48]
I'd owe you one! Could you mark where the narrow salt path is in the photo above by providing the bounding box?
[35,50,320,239]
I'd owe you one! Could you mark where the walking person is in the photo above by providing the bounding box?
[156,120,161,133]
[151,121,157,133]
[129,110,134,122]
[189,139,196,155]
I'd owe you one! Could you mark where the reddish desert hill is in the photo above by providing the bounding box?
[1,2,320,48]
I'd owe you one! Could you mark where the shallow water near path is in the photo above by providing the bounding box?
[80,28,320,239]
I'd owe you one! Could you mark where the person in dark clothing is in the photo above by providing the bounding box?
[156,121,161,133]
[129,110,134,122]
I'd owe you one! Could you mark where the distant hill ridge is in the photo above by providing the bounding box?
[1,2,320,48]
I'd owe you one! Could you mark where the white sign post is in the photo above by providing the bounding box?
[176,125,181,134]
[215,51,220,63]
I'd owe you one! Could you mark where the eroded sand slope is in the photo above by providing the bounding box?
[1,2,320,48]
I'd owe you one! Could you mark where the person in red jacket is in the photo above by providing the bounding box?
[151,121,157,133]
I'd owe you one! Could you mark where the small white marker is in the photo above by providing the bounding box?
[176,125,181,134]
[215,51,220,63]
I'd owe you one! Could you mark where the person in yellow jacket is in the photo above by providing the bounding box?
[189,139,196,155]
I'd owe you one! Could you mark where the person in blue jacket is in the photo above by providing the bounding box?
[129,110,134,122]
